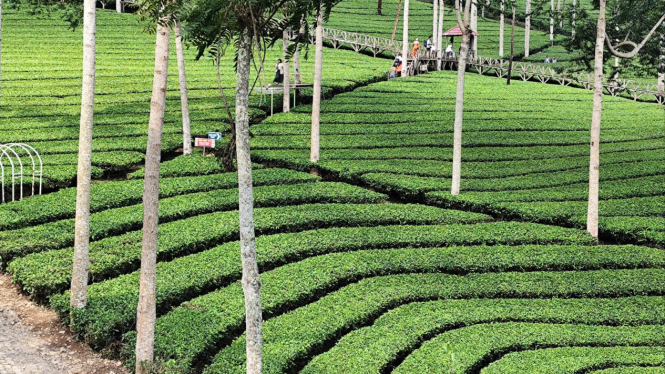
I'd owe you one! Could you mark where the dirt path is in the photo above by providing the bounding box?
[0,274,128,374]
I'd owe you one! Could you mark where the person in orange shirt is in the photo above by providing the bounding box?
[411,38,420,57]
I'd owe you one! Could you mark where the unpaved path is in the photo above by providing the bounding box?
[0,274,128,374]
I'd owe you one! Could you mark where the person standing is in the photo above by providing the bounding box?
[425,36,433,57]
[389,63,398,78]
[273,59,284,84]
[411,38,420,57]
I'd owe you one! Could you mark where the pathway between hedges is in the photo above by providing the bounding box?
[0,274,126,374]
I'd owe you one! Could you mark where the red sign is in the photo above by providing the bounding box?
[195,138,215,148]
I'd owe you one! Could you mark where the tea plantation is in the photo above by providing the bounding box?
[1,2,665,374]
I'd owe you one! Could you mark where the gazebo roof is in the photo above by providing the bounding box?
[442,25,479,37]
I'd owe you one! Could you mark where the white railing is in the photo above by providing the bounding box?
[314,27,664,103]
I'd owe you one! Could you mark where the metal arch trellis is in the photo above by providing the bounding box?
[0,143,43,203]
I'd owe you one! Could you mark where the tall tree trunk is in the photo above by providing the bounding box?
[135,18,170,374]
[451,31,471,195]
[116,0,121,13]
[524,0,531,56]
[550,0,554,44]
[587,0,606,238]
[70,0,96,312]
[471,0,478,53]
[433,0,438,53]
[499,0,504,57]
[391,0,402,42]
[613,56,619,79]
[557,0,562,27]
[0,0,2,106]
[437,0,444,70]
[282,28,290,112]
[378,0,382,15]
[236,26,262,374]
[175,21,191,155]
[294,50,301,85]
[311,6,323,163]
[571,0,576,39]
[658,32,664,93]
[507,0,515,84]
[401,0,410,77]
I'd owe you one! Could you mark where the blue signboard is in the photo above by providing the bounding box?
[208,132,222,140]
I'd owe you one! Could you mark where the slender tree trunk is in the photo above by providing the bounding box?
[392,0,402,42]
[236,26,262,374]
[70,0,96,312]
[550,0,554,44]
[507,0,515,84]
[175,21,191,155]
[571,0,576,39]
[587,0,606,238]
[613,56,619,79]
[499,0,504,57]
[437,0,444,70]
[451,31,470,196]
[116,0,121,13]
[658,32,664,93]
[557,0,562,27]
[311,6,323,163]
[0,0,2,106]
[282,28,290,112]
[135,19,170,374]
[471,0,478,53]
[294,50,301,85]
[524,0,531,56]
[433,0,438,53]
[401,0,410,77]
[378,0,382,15]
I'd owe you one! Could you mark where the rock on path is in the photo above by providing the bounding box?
[0,274,127,374]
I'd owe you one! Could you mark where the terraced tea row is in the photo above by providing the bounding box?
[0,9,386,187]
[252,72,665,247]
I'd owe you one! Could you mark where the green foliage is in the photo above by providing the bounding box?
[128,154,225,179]
[0,168,315,232]
[306,296,665,373]
[1,9,387,181]
[0,182,382,264]
[52,207,491,348]
[482,346,665,373]
[204,268,665,373]
[251,73,665,245]
[396,323,665,373]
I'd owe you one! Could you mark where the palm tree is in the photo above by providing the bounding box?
[135,13,171,374]
[175,21,192,154]
[451,0,473,196]
[70,0,96,313]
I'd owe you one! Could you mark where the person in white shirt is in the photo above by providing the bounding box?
[430,43,437,59]
[445,44,455,58]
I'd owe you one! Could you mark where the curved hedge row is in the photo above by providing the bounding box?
[51,209,491,347]
[1,182,381,263]
[481,346,665,373]
[0,168,316,232]
[394,323,665,373]
[203,269,665,374]
[305,297,665,373]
